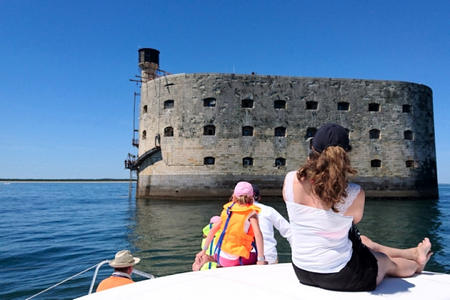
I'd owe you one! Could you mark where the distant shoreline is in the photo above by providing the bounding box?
[0,179,136,182]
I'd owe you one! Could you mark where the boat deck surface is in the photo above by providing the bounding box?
[76,263,450,300]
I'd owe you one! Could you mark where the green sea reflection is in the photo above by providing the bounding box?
[130,196,448,277]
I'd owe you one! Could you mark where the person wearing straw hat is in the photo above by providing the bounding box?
[96,250,141,292]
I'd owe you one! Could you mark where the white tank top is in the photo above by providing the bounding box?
[284,171,361,273]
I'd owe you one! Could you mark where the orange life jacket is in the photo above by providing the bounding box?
[96,275,134,292]
[215,201,260,259]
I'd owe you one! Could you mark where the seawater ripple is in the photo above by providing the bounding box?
[0,182,449,299]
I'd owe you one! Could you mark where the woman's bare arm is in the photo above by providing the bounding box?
[344,189,365,224]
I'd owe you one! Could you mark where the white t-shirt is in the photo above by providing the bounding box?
[284,171,361,273]
[253,201,292,264]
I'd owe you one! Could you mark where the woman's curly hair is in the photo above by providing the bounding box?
[297,146,356,212]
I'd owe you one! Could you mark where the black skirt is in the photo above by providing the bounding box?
[292,225,378,291]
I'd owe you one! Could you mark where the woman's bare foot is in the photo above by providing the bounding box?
[416,238,432,273]
[416,238,432,264]
[416,251,433,273]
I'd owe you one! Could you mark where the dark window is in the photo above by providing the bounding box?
[368,103,380,112]
[371,159,381,168]
[143,105,148,113]
[402,104,412,113]
[275,127,286,137]
[337,102,350,111]
[406,160,415,168]
[243,157,253,167]
[275,157,286,167]
[164,127,173,137]
[306,101,318,110]
[242,99,254,108]
[242,126,254,136]
[369,129,380,139]
[142,130,147,140]
[274,100,286,109]
[164,100,174,109]
[404,130,413,140]
[203,98,216,107]
[305,127,317,139]
[204,157,215,165]
[204,125,216,136]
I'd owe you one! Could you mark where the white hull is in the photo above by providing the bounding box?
[77,263,450,300]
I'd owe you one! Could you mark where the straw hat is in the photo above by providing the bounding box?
[109,250,141,268]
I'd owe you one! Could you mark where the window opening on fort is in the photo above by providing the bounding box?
[306,101,318,110]
[142,130,147,140]
[405,160,415,168]
[402,104,412,113]
[164,100,174,109]
[305,127,317,140]
[203,98,216,107]
[371,159,381,168]
[204,157,215,165]
[368,103,380,112]
[143,105,148,113]
[242,99,254,108]
[243,157,253,167]
[242,126,254,136]
[337,102,350,111]
[204,125,216,136]
[369,129,380,139]
[164,127,173,137]
[275,157,286,167]
[275,127,286,137]
[404,130,413,140]
[274,100,286,109]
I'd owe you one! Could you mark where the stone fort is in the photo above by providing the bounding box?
[128,48,438,199]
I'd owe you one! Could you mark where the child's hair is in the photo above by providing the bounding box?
[230,194,254,205]
[297,146,356,212]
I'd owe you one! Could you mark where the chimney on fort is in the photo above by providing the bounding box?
[138,48,160,81]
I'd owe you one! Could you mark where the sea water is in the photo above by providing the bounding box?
[0,182,449,300]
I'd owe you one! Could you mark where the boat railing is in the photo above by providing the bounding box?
[25,260,155,300]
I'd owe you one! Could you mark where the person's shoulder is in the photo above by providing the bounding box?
[255,202,279,214]
[285,170,297,178]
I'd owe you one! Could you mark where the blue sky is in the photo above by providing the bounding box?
[1,1,449,181]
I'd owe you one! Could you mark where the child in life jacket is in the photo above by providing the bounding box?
[199,216,221,270]
[193,181,266,269]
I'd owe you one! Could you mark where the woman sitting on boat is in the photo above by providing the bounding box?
[283,123,432,291]
[193,181,266,269]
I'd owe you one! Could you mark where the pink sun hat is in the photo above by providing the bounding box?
[233,181,254,197]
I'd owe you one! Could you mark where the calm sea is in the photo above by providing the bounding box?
[0,182,449,299]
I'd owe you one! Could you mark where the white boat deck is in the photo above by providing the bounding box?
[76,263,450,300]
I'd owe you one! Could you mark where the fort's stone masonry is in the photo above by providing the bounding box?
[136,73,438,199]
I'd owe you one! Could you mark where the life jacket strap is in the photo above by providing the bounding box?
[214,202,235,266]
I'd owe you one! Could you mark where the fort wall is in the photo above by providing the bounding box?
[136,73,438,199]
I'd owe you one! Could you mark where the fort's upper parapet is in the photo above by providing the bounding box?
[134,72,437,199]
